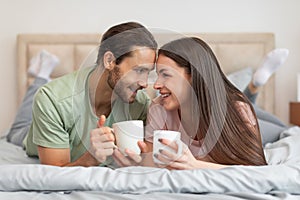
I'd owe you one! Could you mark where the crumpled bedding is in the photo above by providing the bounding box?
[0,127,299,195]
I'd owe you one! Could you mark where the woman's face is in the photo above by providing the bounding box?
[154,54,192,111]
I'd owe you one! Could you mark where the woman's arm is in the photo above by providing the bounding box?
[154,138,228,170]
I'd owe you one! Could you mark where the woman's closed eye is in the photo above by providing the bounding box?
[162,73,171,78]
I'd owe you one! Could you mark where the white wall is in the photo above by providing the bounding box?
[1,0,300,134]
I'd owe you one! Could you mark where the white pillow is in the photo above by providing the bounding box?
[0,129,9,139]
[227,67,253,92]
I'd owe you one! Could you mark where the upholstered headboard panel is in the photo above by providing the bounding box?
[17,33,275,114]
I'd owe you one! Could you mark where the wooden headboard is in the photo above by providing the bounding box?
[17,33,275,114]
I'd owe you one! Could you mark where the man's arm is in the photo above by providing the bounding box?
[37,147,99,167]
[37,116,115,167]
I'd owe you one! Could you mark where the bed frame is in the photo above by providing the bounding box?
[17,33,275,114]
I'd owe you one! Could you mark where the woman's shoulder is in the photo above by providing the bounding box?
[234,101,257,126]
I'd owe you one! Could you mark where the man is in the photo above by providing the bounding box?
[24,22,157,167]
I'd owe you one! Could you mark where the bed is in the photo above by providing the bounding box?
[0,32,299,199]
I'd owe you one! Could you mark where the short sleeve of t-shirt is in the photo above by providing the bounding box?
[144,99,168,143]
[31,87,70,149]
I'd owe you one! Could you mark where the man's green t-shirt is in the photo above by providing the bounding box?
[24,66,150,162]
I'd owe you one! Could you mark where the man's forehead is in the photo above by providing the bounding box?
[130,47,156,58]
[133,63,155,71]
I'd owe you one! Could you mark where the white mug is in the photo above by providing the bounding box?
[112,120,144,155]
[153,130,182,164]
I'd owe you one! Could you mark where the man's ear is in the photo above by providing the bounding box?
[103,51,116,70]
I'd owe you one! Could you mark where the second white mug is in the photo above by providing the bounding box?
[153,130,182,164]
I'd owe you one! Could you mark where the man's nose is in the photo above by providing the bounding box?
[138,75,148,88]
[153,79,163,89]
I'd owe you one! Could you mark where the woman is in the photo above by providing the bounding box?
[144,37,267,169]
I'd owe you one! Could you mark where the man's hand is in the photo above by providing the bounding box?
[112,141,154,167]
[89,115,116,164]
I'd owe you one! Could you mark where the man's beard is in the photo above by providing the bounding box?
[107,67,133,103]
[107,66,120,90]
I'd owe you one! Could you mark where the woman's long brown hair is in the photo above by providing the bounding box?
[158,37,266,165]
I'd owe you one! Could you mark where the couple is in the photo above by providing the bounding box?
[7,21,288,169]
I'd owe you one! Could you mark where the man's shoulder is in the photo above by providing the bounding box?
[37,66,94,102]
[38,73,77,102]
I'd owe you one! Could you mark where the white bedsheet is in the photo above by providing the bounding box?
[0,127,300,199]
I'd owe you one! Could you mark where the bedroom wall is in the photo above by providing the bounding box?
[0,0,299,134]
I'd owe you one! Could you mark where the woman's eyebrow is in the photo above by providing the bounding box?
[157,68,168,74]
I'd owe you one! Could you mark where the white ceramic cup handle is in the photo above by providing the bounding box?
[176,140,183,159]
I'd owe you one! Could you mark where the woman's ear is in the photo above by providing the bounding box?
[103,51,116,70]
